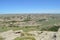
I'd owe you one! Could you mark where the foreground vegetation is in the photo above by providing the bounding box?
[14,36,35,40]
[0,36,4,40]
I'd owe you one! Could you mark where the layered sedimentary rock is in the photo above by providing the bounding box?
[0,28,60,40]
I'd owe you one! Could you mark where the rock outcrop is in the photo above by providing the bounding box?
[0,28,60,40]
[28,28,60,40]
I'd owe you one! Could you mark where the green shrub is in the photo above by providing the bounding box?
[41,26,60,32]
[48,26,60,31]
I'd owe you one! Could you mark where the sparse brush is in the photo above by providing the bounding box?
[14,36,35,40]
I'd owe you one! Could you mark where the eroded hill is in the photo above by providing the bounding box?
[0,14,60,32]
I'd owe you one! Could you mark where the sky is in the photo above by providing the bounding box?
[0,0,60,14]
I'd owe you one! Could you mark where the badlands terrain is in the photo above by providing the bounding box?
[0,14,60,40]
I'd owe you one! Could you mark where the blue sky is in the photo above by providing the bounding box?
[0,0,60,14]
